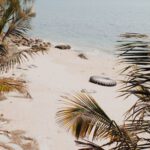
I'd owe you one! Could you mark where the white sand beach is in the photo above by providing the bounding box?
[0,46,136,150]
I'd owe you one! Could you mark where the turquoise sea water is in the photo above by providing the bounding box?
[30,0,150,53]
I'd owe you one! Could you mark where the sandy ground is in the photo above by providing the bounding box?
[0,46,136,150]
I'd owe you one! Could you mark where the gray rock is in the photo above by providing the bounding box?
[55,44,71,50]
[78,53,88,59]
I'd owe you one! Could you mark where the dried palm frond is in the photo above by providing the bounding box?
[3,7,35,41]
[56,92,139,149]
[0,44,7,56]
[124,120,150,134]
[116,34,150,150]
[120,33,148,39]
[117,34,150,121]
[0,0,35,40]
[56,92,115,140]
[0,46,48,73]
[0,1,15,34]
[75,140,104,150]
[0,77,31,98]
[0,0,39,73]
[124,120,150,149]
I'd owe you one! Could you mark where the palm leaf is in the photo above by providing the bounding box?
[0,0,36,73]
[56,92,115,140]
[124,120,150,134]
[0,0,35,40]
[0,46,48,73]
[120,33,148,39]
[75,140,105,150]
[3,5,35,40]
[124,121,150,150]
[0,77,31,98]
[117,33,150,150]
[0,44,7,56]
[56,92,139,149]
[117,34,150,121]
[0,0,15,34]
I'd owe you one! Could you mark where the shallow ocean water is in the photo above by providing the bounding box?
[30,0,150,53]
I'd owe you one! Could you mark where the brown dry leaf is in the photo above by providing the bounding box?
[0,77,31,99]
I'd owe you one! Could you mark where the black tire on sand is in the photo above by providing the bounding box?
[89,76,117,87]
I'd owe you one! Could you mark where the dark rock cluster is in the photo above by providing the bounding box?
[10,36,51,52]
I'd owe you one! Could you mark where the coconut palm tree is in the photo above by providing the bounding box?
[56,33,150,150]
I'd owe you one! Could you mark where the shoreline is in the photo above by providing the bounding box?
[30,34,116,55]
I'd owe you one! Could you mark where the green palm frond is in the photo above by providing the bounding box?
[0,77,31,98]
[117,34,150,121]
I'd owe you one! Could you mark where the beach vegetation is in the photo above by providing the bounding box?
[0,0,50,99]
[0,0,35,99]
[0,0,36,66]
[0,77,31,99]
